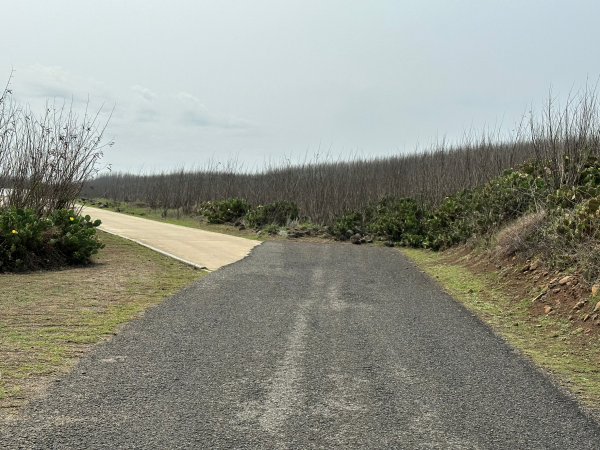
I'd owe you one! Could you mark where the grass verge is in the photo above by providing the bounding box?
[402,247,600,413]
[0,231,204,414]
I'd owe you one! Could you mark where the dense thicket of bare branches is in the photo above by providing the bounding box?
[0,79,110,215]
[86,90,600,224]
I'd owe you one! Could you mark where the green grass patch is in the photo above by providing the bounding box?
[402,247,600,410]
[0,231,204,412]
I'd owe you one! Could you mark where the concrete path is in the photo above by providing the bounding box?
[2,242,600,449]
[80,206,260,271]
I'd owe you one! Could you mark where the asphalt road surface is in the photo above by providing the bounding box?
[2,242,600,449]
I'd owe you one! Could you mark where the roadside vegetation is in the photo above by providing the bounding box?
[85,87,600,408]
[86,88,600,283]
[0,77,109,271]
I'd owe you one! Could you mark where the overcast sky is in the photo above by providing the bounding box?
[3,1,600,172]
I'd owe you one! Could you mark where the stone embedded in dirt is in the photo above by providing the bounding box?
[552,288,561,294]
[364,236,373,244]
[592,284,600,297]
[572,300,586,311]
[350,233,362,244]
[529,261,540,271]
[558,276,572,286]
[532,288,548,303]
[583,314,591,322]
[288,230,310,239]
[544,305,553,314]
[568,315,575,321]
[593,301,600,313]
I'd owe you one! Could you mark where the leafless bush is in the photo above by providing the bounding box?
[85,87,600,225]
[529,85,600,188]
[87,137,532,224]
[0,77,111,215]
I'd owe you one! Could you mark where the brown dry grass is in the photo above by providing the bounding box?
[0,231,204,416]
[493,210,547,258]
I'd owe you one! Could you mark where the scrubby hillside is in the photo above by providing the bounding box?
[86,90,600,281]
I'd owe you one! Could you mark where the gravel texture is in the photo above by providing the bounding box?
[2,241,600,449]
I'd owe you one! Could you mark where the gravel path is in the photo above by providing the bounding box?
[2,242,600,449]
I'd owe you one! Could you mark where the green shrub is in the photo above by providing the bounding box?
[49,209,104,264]
[328,211,364,240]
[246,201,299,228]
[0,208,103,271]
[423,191,474,249]
[0,208,50,270]
[199,198,250,224]
[546,158,600,208]
[423,169,547,249]
[262,224,280,235]
[365,197,425,246]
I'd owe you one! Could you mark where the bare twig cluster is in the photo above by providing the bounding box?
[0,77,111,215]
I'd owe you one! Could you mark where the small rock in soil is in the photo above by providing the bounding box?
[350,233,362,244]
[559,276,572,286]
[572,300,586,311]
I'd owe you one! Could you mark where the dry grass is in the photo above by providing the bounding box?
[493,210,547,258]
[0,231,204,415]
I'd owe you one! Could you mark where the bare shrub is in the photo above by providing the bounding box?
[0,77,111,215]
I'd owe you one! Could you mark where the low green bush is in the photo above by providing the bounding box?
[199,198,250,224]
[246,201,299,228]
[49,209,104,264]
[365,197,425,246]
[0,208,103,271]
[328,211,364,240]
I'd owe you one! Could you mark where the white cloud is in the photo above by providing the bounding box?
[175,91,255,130]
[14,64,111,105]
[131,84,157,102]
